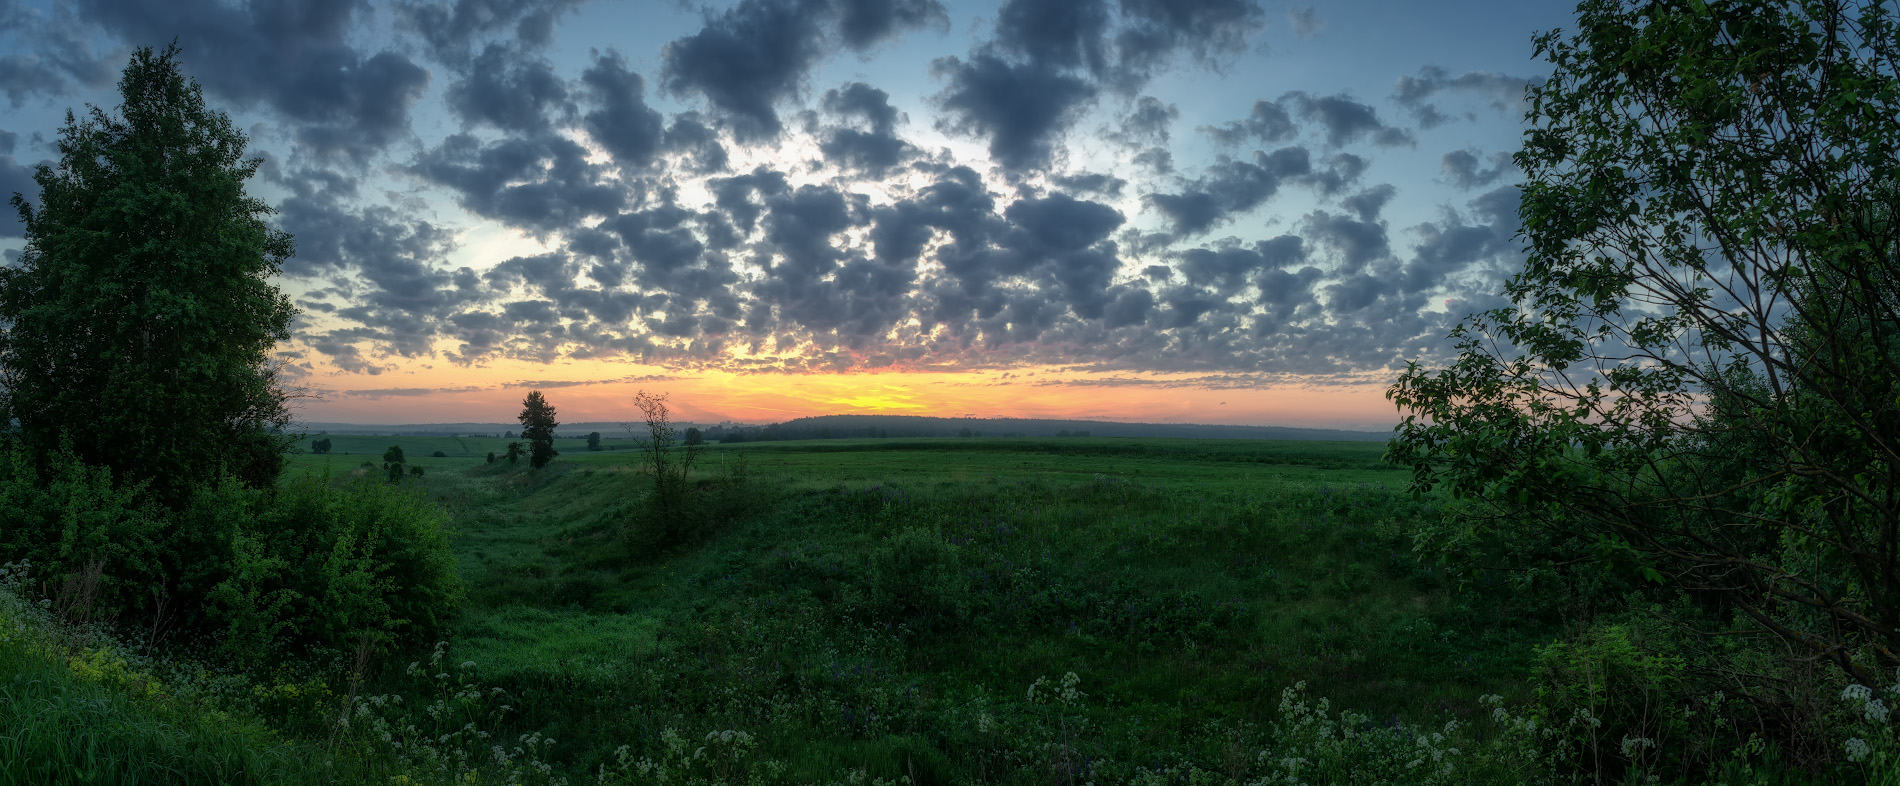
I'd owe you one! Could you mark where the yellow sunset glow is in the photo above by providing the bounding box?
[294,353,1399,431]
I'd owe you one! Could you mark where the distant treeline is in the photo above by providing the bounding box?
[706,415,1389,443]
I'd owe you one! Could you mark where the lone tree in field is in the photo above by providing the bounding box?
[628,390,701,513]
[0,43,296,503]
[518,391,558,469]
[1389,0,1900,688]
[587,431,602,451]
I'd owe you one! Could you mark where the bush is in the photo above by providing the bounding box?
[0,445,461,663]
[208,475,462,660]
[868,527,968,629]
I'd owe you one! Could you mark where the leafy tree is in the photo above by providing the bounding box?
[683,427,702,447]
[1389,0,1900,691]
[505,442,523,465]
[0,44,297,503]
[486,451,496,464]
[409,465,424,478]
[587,431,602,451]
[518,390,559,469]
[386,462,404,484]
[382,445,404,465]
[310,437,331,455]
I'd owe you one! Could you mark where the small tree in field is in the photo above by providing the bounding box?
[311,437,331,454]
[505,442,523,465]
[518,390,559,469]
[628,390,702,513]
[684,427,702,447]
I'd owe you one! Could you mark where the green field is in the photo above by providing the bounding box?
[265,436,1550,782]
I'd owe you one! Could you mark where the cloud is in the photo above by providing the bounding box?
[0,1,114,107]
[1285,91,1414,148]
[934,0,1264,172]
[1146,146,1312,235]
[580,50,665,169]
[933,53,1097,172]
[661,0,944,142]
[817,81,912,176]
[446,43,571,133]
[78,0,431,161]
[1439,148,1515,190]
[1286,6,1323,37]
[1113,96,1177,146]
[1114,0,1266,83]
[411,133,626,234]
[1392,66,1537,128]
[994,0,1112,73]
[395,0,590,64]
[1202,98,1296,147]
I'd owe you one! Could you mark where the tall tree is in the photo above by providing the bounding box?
[518,391,559,469]
[0,44,296,503]
[1389,0,1900,687]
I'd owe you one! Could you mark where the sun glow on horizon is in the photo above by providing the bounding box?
[292,359,1400,431]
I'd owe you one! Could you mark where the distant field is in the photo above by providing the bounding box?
[289,435,1403,495]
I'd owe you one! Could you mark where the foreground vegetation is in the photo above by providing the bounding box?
[4,437,1899,784]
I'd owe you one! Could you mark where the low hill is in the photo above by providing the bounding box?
[745,414,1390,442]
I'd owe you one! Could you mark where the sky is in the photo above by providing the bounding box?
[0,0,1574,429]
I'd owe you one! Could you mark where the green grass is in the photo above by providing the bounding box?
[273,437,1546,782]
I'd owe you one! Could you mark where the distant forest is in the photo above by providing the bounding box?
[299,414,1390,443]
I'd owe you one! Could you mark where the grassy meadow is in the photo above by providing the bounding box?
[260,436,1549,782]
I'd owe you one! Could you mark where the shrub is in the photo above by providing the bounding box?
[0,445,461,664]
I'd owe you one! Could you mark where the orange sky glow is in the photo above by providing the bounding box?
[298,361,1401,432]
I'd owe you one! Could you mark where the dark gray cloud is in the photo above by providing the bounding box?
[1341,183,1394,222]
[1440,148,1514,190]
[1285,91,1414,148]
[395,0,589,64]
[1393,66,1536,127]
[995,0,1111,73]
[1303,199,1392,276]
[411,133,625,233]
[580,51,664,169]
[661,0,944,142]
[1114,0,1266,83]
[835,0,949,49]
[272,167,480,364]
[662,113,730,174]
[1146,146,1311,235]
[78,0,431,160]
[1113,96,1177,146]
[1179,235,1305,296]
[817,82,912,176]
[661,0,828,142]
[1050,172,1125,198]
[934,0,1263,173]
[446,43,571,133]
[0,1,114,107]
[934,53,1097,171]
[1202,98,1296,147]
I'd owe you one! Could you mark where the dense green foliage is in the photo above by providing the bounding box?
[519,391,560,469]
[0,44,296,504]
[1389,0,1900,777]
[0,447,461,661]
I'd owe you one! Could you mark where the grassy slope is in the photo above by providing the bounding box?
[297,437,1549,782]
